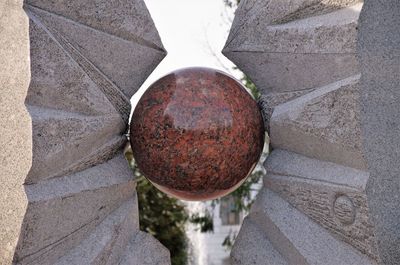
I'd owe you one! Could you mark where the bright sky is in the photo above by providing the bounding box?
[132,0,240,106]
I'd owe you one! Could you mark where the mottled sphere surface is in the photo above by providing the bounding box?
[130,67,264,201]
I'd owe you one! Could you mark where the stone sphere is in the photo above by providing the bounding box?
[130,67,264,201]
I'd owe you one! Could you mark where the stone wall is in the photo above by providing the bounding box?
[224,0,399,264]
[0,1,170,264]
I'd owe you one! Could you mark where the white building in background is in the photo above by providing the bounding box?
[186,173,265,265]
[186,199,243,265]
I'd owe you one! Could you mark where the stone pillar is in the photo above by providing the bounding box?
[359,1,400,264]
[0,1,31,263]
[0,1,170,264]
[224,0,385,264]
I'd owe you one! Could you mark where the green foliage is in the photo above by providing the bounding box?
[222,231,237,250]
[125,148,189,265]
[223,0,240,8]
[242,75,261,100]
[219,169,263,212]
[189,211,214,233]
[231,66,260,100]
[137,177,189,265]
[188,168,263,235]
[214,167,264,249]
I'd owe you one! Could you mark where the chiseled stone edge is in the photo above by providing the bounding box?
[4,0,169,264]
[250,189,378,265]
[265,149,380,261]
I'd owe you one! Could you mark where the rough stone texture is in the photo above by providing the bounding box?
[258,88,314,131]
[0,1,31,263]
[1,0,168,264]
[334,195,356,225]
[25,0,165,99]
[358,1,400,264]
[250,189,377,265]
[55,198,139,265]
[223,0,361,94]
[225,0,388,264]
[270,75,366,170]
[225,52,359,96]
[226,0,361,30]
[27,106,126,184]
[265,150,379,260]
[16,155,136,265]
[130,67,264,201]
[231,217,288,265]
[226,3,362,54]
[119,231,171,265]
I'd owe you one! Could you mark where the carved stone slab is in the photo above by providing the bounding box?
[1,0,168,264]
[224,0,387,264]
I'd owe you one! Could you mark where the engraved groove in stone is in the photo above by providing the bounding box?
[250,189,376,265]
[274,0,362,24]
[26,7,131,123]
[54,198,139,265]
[270,75,366,170]
[333,195,356,225]
[16,154,136,264]
[264,150,379,261]
[226,1,379,264]
[25,105,126,184]
[25,4,164,51]
[24,1,165,52]
[223,1,362,95]
[14,0,167,263]
[26,3,166,99]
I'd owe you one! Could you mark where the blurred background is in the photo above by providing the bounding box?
[126,1,269,264]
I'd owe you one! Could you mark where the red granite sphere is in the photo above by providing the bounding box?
[130,67,264,201]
